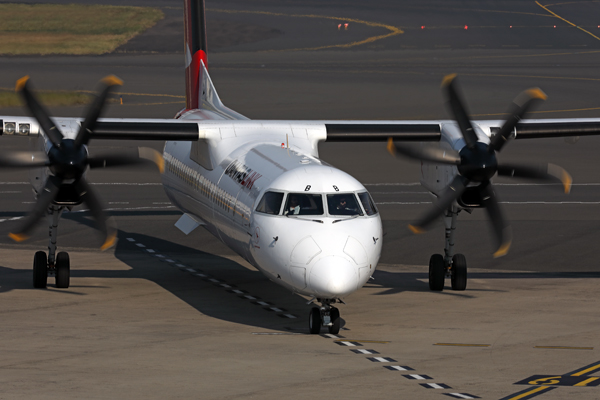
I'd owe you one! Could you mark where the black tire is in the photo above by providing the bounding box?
[451,253,467,291]
[55,252,70,289]
[309,307,321,334]
[33,251,47,289]
[329,308,341,334]
[428,254,445,291]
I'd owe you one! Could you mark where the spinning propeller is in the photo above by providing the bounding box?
[388,74,572,257]
[5,76,164,249]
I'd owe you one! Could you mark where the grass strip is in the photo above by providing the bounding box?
[0,90,91,107]
[0,4,163,55]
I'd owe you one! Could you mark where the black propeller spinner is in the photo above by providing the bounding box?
[7,75,164,250]
[388,74,572,257]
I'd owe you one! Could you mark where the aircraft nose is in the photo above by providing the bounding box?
[309,256,358,298]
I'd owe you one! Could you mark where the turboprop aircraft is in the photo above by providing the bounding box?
[1,0,599,334]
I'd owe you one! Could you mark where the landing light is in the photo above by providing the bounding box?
[18,123,30,135]
[4,122,15,135]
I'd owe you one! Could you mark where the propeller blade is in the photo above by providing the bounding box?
[15,76,64,147]
[479,182,512,258]
[74,75,123,149]
[409,175,469,233]
[489,88,547,153]
[442,74,478,149]
[497,163,572,194]
[387,138,461,165]
[9,175,62,242]
[0,151,49,168]
[74,178,117,250]
[88,147,164,173]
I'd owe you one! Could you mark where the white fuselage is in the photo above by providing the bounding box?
[161,112,383,299]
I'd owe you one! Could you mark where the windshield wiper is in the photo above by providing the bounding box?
[286,215,323,223]
[332,215,361,224]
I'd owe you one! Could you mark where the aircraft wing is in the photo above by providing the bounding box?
[2,116,600,142]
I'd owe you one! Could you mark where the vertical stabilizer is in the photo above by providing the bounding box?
[184,0,208,110]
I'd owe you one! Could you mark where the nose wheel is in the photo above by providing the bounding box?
[308,299,342,334]
[32,250,71,289]
[429,253,467,291]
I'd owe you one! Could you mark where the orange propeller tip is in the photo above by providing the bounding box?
[441,73,457,88]
[100,231,117,251]
[408,224,425,234]
[526,87,547,101]
[9,232,29,243]
[386,137,396,156]
[102,75,123,87]
[15,75,30,92]
[493,241,511,258]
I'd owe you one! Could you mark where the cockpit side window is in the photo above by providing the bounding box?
[358,192,378,216]
[327,193,363,216]
[256,191,284,215]
[284,193,324,216]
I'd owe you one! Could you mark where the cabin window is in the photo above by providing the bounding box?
[358,192,378,216]
[327,194,363,216]
[284,193,324,216]
[256,191,284,215]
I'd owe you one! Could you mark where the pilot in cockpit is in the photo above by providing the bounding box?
[285,195,301,215]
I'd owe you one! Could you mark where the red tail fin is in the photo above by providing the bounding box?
[184,0,208,110]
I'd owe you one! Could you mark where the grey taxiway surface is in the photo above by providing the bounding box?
[2,1,600,399]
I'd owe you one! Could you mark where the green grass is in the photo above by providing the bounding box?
[0,4,164,55]
[0,90,91,107]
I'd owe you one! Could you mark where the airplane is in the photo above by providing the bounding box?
[1,0,599,334]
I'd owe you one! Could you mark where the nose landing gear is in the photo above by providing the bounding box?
[31,206,70,289]
[428,207,467,292]
[308,298,342,334]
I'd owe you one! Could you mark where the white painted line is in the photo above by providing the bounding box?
[339,341,357,347]
[156,254,165,258]
[209,278,221,283]
[447,394,476,399]
[220,284,232,288]
[126,238,136,242]
[176,264,187,268]
[232,289,244,294]
[427,383,446,389]
[257,301,270,306]
[9,216,23,220]
[146,249,155,253]
[244,295,256,300]
[283,314,296,319]
[136,243,146,247]
[186,268,196,273]
[323,334,341,339]
[195,273,207,277]
[165,259,175,263]
[408,374,427,380]
[270,307,283,312]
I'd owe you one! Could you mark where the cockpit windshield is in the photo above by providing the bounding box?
[284,193,324,216]
[255,191,284,215]
[357,192,378,216]
[327,194,363,216]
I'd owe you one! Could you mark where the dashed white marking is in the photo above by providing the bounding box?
[232,289,244,294]
[322,334,342,339]
[126,238,136,242]
[156,254,165,258]
[244,295,256,300]
[186,268,196,273]
[220,284,232,288]
[209,278,221,283]
[146,249,155,253]
[176,264,186,268]
[136,243,146,247]
[444,394,480,399]
[352,349,378,354]
[282,314,296,319]
[256,301,270,306]
[10,216,23,220]
[270,307,283,312]
[195,273,207,277]
[339,341,358,347]
[405,374,430,380]
[165,259,175,263]
[421,383,451,389]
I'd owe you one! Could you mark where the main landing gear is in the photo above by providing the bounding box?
[428,207,467,292]
[32,206,70,289]
[309,298,342,335]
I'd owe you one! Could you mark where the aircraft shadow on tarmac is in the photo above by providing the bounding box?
[2,211,600,331]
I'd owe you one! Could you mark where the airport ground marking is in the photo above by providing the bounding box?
[499,386,556,400]
[334,339,390,344]
[421,383,451,389]
[208,8,403,51]
[444,394,480,399]
[535,1,600,42]
[351,349,379,355]
[434,343,490,347]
